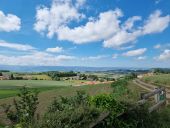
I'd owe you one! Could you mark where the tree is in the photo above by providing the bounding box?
[10,74,14,80]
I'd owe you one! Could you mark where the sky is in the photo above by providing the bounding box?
[0,0,170,68]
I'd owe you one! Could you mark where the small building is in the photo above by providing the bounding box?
[0,74,11,80]
[0,76,4,80]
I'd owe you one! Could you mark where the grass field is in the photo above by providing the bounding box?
[0,80,145,126]
[0,81,144,116]
[0,80,83,99]
[0,80,75,88]
[0,83,113,114]
[142,74,170,87]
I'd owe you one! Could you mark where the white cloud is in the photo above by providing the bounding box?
[112,54,118,59]
[122,16,141,31]
[103,30,140,48]
[0,40,36,51]
[0,10,21,32]
[123,48,147,57]
[0,52,75,66]
[81,55,108,61]
[58,9,123,44]
[34,0,170,50]
[34,0,85,38]
[157,49,170,61]
[142,10,170,34]
[137,56,146,60]
[60,9,170,48]
[104,10,170,48]
[46,46,63,53]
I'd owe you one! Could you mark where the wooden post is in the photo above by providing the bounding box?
[154,88,159,103]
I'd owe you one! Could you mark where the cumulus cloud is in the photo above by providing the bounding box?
[142,10,170,34]
[157,49,170,61]
[34,0,85,38]
[104,10,170,48]
[122,16,141,31]
[123,48,147,57]
[0,10,21,32]
[103,30,141,48]
[34,0,170,49]
[0,52,75,66]
[46,46,63,53]
[0,40,36,51]
[58,9,123,44]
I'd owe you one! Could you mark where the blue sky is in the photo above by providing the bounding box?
[0,0,170,67]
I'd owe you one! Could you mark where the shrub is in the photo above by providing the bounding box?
[4,87,39,128]
[38,91,100,128]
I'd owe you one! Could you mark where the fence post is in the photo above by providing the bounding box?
[154,88,159,103]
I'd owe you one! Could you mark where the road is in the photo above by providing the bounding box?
[133,79,170,99]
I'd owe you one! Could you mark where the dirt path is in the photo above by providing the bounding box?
[133,79,170,99]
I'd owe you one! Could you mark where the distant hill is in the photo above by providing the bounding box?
[0,65,149,72]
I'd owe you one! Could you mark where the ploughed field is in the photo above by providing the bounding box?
[142,74,170,87]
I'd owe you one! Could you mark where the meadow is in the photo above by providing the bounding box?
[0,83,113,115]
[0,77,152,127]
[142,74,170,87]
[0,80,84,99]
[0,81,143,114]
[0,80,76,88]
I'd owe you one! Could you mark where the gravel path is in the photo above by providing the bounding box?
[133,79,170,99]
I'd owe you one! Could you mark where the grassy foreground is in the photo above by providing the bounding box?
[142,74,170,87]
[0,83,113,115]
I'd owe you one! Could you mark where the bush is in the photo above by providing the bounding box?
[4,87,39,128]
[38,91,100,128]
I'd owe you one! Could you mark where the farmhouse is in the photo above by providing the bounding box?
[0,74,11,80]
[137,72,154,79]
[0,76,4,80]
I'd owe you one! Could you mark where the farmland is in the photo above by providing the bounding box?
[142,74,170,87]
[0,83,113,115]
[17,74,52,80]
[0,80,77,88]
[0,79,98,99]
[1,70,170,127]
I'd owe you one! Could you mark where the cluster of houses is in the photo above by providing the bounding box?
[0,73,11,80]
[137,72,154,79]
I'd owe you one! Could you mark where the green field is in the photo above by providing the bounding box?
[142,74,170,87]
[0,79,145,126]
[0,80,76,88]
[0,81,143,116]
[0,80,81,99]
[0,83,113,114]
